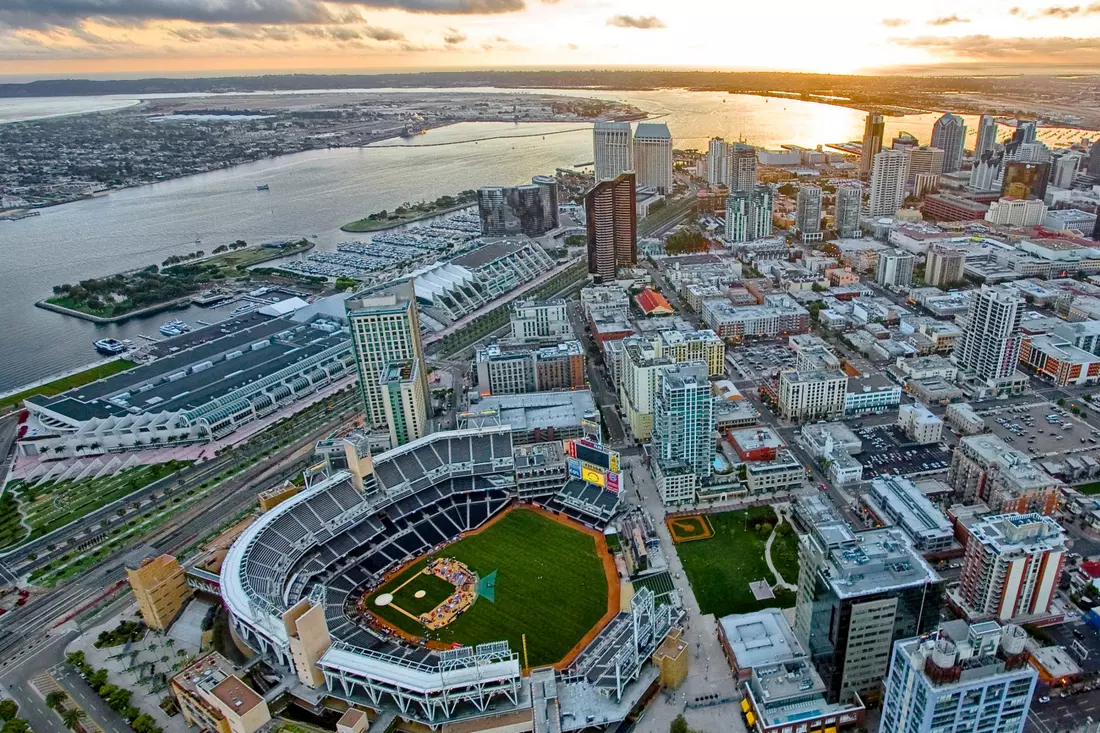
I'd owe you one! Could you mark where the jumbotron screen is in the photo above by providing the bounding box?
[574,441,610,470]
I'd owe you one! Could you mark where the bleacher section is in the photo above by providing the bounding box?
[548,479,620,527]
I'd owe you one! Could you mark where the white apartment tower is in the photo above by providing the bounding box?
[728,142,757,194]
[706,137,729,186]
[346,283,430,447]
[906,146,945,182]
[953,285,1024,382]
[881,621,1036,733]
[796,186,823,239]
[724,186,773,242]
[651,361,715,480]
[593,121,633,181]
[632,123,673,193]
[975,114,999,158]
[869,150,910,218]
[876,248,915,288]
[931,113,967,173]
[926,243,966,287]
[957,513,1067,621]
[835,184,863,237]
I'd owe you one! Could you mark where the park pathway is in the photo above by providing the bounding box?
[763,505,797,592]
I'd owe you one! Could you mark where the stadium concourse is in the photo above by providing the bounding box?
[219,426,683,730]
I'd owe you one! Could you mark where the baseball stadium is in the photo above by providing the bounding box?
[221,426,684,730]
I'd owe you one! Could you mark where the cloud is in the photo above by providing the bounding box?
[927,14,970,25]
[494,34,508,41]
[881,18,908,26]
[442,26,466,43]
[1039,5,1081,16]
[897,33,1100,64]
[606,14,665,28]
[0,0,525,30]
[1009,5,1022,12]
[566,42,578,49]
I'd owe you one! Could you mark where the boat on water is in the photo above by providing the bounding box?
[231,303,258,316]
[256,184,270,191]
[94,338,126,355]
[159,319,192,336]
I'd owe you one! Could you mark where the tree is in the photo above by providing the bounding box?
[60,708,84,732]
[671,715,689,733]
[45,691,68,711]
[1,719,30,733]
[0,701,17,722]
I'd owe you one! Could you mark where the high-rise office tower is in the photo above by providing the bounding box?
[869,150,909,217]
[835,184,863,237]
[794,501,943,703]
[593,121,633,181]
[953,285,1024,382]
[975,114,999,158]
[876,248,915,288]
[346,282,430,447]
[880,621,1037,733]
[379,359,428,447]
[477,177,558,236]
[728,142,757,193]
[931,113,967,173]
[926,243,966,287]
[1094,211,1100,241]
[1089,140,1100,177]
[860,113,885,178]
[724,185,773,242]
[796,186,823,238]
[891,132,919,151]
[1050,152,1080,189]
[632,122,673,193]
[585,172,636,282]
[906,146,945,182]
[1001,161,1050,200]
[706,137,729,186]
[1014,120,1038,144]
[651,361,715,480]
[969,150,1004,192]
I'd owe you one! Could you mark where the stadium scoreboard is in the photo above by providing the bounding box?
[564,438,621,492]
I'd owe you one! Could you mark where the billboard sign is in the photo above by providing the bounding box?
[567,457,582,479]
[581,466,606,487]
[606,471,620,492]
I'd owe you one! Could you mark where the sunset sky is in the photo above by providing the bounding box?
[2,0,1100,77]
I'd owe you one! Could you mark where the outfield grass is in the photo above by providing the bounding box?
[368,508,609,667]
[1,360,135,414]
[12,460,191,541]
[675,507,798,616]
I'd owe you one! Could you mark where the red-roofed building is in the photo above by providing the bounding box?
[636,288,674,316]
[1071,560,1100,594]
[729,427,785,462]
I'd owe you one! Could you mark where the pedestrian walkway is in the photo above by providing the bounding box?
[763,505,797,592]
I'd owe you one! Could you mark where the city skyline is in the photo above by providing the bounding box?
[5,0,1100,76]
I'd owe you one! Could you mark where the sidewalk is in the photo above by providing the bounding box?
[622,455,746,733]
[64,602,197,733]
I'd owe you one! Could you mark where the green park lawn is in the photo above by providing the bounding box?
[368,508,609,666]
[675,507,798,616]
[1,360,135,414]
[10,460,191,543]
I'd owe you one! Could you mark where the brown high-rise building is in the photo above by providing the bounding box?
[126,553,191,630]
[860,113,885,178]
[586,172,636,282]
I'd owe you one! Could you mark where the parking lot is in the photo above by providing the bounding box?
[853,424,952,479]
[1026,621,1100,733]
[976,401,1100,461]
[728,344,796,380]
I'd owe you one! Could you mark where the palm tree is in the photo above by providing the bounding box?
[60,707,84,731]
[45,691,68,710]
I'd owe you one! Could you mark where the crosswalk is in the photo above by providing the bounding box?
[32,671,104,733]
